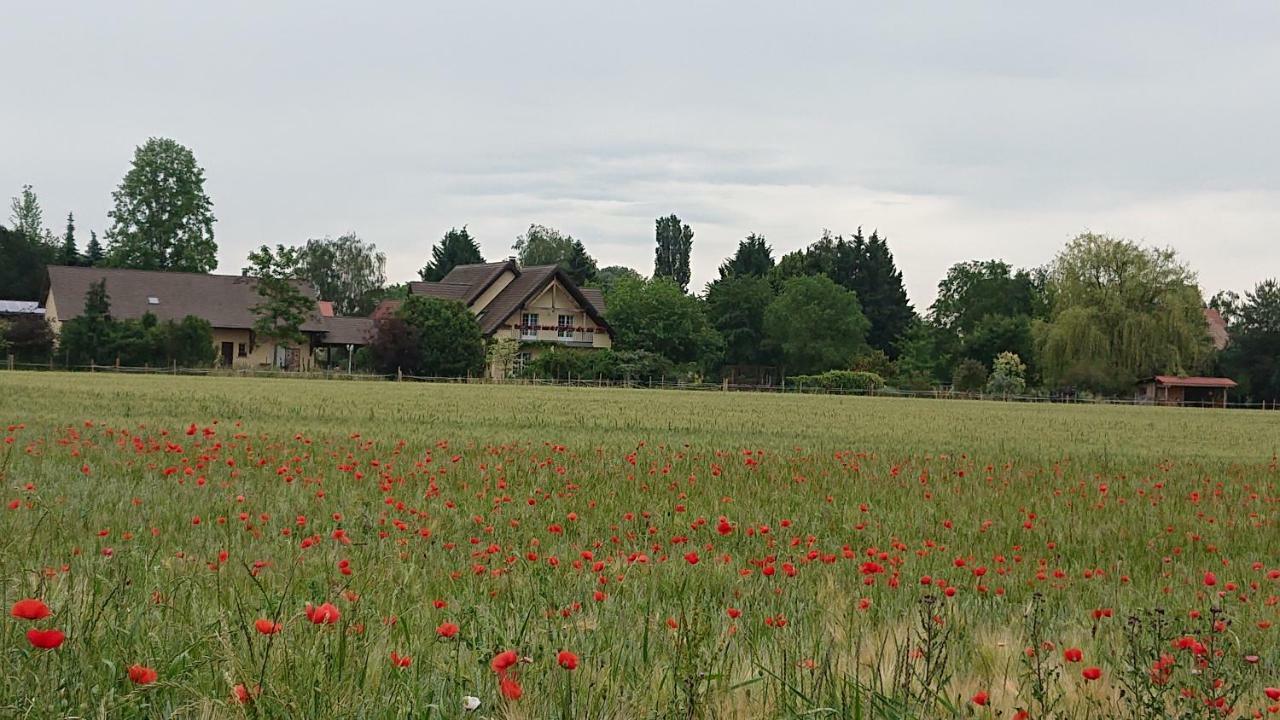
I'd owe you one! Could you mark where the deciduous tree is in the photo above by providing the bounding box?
[1034,233,1209,393]
[105,138,217,272]
[764,275,869,375]
[245,245,315,366]
[653,214,693,291]
[296,233,386,316]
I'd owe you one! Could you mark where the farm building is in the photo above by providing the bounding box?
[374,259,612,375]
[42,266,372,369]
[1138,375,1237,408]
[1203,307,1230,350]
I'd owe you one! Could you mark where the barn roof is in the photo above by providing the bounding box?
[1147,375,1237,388]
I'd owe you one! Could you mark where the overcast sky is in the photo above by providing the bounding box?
[4,2,1278,307]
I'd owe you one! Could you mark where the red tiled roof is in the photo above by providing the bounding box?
[1149,375,1237,388]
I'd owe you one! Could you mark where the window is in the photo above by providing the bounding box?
[521,312,539,340]
[147,296,159,305]
[557,314,574,339]
[515,351,532,371]
[237,343,247,358]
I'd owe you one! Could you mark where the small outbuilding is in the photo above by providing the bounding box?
[1138,375,1237,408]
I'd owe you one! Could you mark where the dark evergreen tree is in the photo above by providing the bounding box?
[718,234,774,280]
[653,214,693,292]
[60,212,80,266]
[420,226,485,281]
[847,229,914,357]
[565,238,598,286]
[85,230,104,266]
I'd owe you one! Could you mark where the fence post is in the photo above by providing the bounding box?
[6,354,12,371]
[397,366,402,382]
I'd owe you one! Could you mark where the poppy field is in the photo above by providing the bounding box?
[1,372,1279,719]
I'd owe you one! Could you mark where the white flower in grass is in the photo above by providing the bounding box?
[462,695,481,712]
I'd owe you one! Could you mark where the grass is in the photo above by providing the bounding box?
[0,372,1277,719]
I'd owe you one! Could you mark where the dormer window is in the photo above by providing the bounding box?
[147,296,159,305]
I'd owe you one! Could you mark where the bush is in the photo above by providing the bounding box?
[951,358,988,392]
[519,347,675,384]
[986,351,1028,396]
[367,296,484,377]
[3,315,55,362]
[788,370,885,393]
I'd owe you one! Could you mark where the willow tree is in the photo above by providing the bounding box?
[1034,233,1210,393]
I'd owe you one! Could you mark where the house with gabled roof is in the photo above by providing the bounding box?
[42,266,373,369]
[375,259,612,373]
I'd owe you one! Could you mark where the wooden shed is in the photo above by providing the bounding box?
[1138,375,1236,408]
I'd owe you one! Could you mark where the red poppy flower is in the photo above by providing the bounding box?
[232,683,260,705]
[11,598,51,621]
[1203,571,1217,587]
[499,674,523,700]
[1266,687,1280,701]
[254,618,282,635]
[1082,666,1102,681]
[390,651,412,667]
[436,622,459,639]
[304,602,340,624]
[1063,647,1083,663]
[557,650,578,670]
[128,664,158,685]
[727,607,742,619]
[26,628,65,649]
[491,650,519,673]
[971,691,988,706]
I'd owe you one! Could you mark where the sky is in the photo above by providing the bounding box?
[3,2,1278,308]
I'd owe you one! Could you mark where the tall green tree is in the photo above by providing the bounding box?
[1221,279,1280,401]
[244,245,315,366]
[105,137,217,272]
[718,234,774,280]
[296,233,386,316]
[564,238,598,286]
[653,214,693,292]
[60,212,80,266]
[846,229,913,357]
[84,231,104,266]
[420,226,485,281]
[767,228,912,356]
[764,275,869,375]
[706,275,775,366]
[9,185,53,246]
[930,260,1046,333]
[607,277,721,366]
[512,224,596,277]
[1034,233,1210,393]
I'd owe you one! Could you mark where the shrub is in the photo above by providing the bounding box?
[986,351,1028,395]
[951,358,988,392]
[788,370,885,393]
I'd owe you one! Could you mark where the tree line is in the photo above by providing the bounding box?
[2,137,1277,401]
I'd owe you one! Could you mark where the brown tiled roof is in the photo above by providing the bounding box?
[319,316,374,346]
[477,265,560,334]
[45,266,327,332]
[478,265,612,336]
[407,281,470,301]
[439,260,519,304]
[579,288,606,316]
[402,261,610,337]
